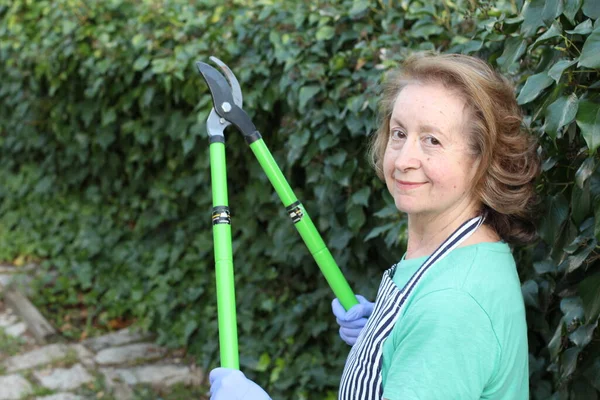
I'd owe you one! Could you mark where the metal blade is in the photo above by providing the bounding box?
[196,61,235,119]
[209,56,243,108]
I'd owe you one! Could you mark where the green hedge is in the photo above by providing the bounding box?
[1,0,599,398]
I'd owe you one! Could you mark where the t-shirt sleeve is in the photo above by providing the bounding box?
[382,289,500,400]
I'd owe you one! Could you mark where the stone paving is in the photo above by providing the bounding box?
[0,265,205,400]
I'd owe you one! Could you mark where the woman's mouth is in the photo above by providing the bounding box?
[395,180,426,190]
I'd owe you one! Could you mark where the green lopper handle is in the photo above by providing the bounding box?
[210,141,239,369]
[249,138,358,310]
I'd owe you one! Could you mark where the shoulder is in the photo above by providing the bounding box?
[413,241,517,292]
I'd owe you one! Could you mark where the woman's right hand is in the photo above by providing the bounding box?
[331,295,374,346]
[209,368,271,400]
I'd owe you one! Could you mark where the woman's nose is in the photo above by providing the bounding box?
[394,137,421,171]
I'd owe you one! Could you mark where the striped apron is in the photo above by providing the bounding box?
[338,216,485,400]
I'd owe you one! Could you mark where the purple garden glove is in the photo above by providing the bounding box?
[209,368,271,400]
[331,294,374,346]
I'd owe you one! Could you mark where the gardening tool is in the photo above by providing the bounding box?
[198,57,359,367]
[205,56,243,369]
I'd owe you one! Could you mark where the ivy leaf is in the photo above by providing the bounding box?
[534,260,558,274]
[350,187,371,207]
[364,222,396,241]
[517,72,554,104]
[497,37,527,72]
[579,273,600,321]
[542,0,564,25]
[579,26,600,68]
[315,26,335,41]
[349,0,369,16]
[563,0,583,23]
[575,157,596,189]
[101,108,117,126]
[133,56,150,71]
[521,0,547,37]
[582,0,600,19]
[533,21,563,46]
[539,193,569,245]
[182,135,196,156]
[548,59,578,82]
[298,85,321,111]
[183,320,198,343]
[562,238,597,273]
[571,184,591,225]
[561,347,581,379]
[548,322,564,359]
[565,19,593,35]
[544,94,578,140]
[561,296,585,324]
[576,100,600,154]
[569,320,598,347]
[521,279,540,309]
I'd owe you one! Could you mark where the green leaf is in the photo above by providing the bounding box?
[315,26,335,41]
[561,347,581,379]
[133,56,150,71]
[349,0,369,16]
[569,320,597,347]
[101,108,117,126]
[183,320,198,342]
[351,187,371,207]
[534,21,563,46]
[409,23,444,39]
[62,20,77,35]
[579,27,600,68]
[548,322,564,359]
[563,0,583,23]
[496,37,527,72]
[576,157,596,189]
[561,297,585,323]
[329,229,353,250]
[584,357,600,392]
[544,94,578,139]
[579,273,600,321]
[571,184,591,225]
[534,260,558,274]
[521,0,547,37]
[565,19,593,35]
[131,33,146,49]
[96,131,115,150]
[364,222,396,241]
[539,193,569,245]
[548,59,578,82]
[182,135,196,156]
[562,239,597,273]
[542,0,564,25]
[576,100,600,154]
[298,85,321,111]
[517,72,554,104]
[582,0,600,19]
[522,279,540,309]
[595,199,600,241]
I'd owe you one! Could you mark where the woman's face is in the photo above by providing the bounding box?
[383,83,480,220]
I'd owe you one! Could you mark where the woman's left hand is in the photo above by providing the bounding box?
[209,367,272,400]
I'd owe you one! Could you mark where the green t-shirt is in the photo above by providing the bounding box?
[381,242,528,400]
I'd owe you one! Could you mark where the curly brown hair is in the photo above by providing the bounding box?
[369,53,540,245]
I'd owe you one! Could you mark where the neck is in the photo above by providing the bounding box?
[405,200,480,259]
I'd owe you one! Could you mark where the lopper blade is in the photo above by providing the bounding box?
[209,56,243,108]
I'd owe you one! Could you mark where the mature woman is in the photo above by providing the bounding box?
[209,52,539,400]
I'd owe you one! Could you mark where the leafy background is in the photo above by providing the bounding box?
[0,0,599,398]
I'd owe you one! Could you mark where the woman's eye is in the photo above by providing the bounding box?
[425,136,441,146]
[390,130,406,140]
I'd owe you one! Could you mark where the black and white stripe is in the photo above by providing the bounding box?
[338,216,484,400]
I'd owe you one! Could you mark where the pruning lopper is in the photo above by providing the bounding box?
[197,57,358,369]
